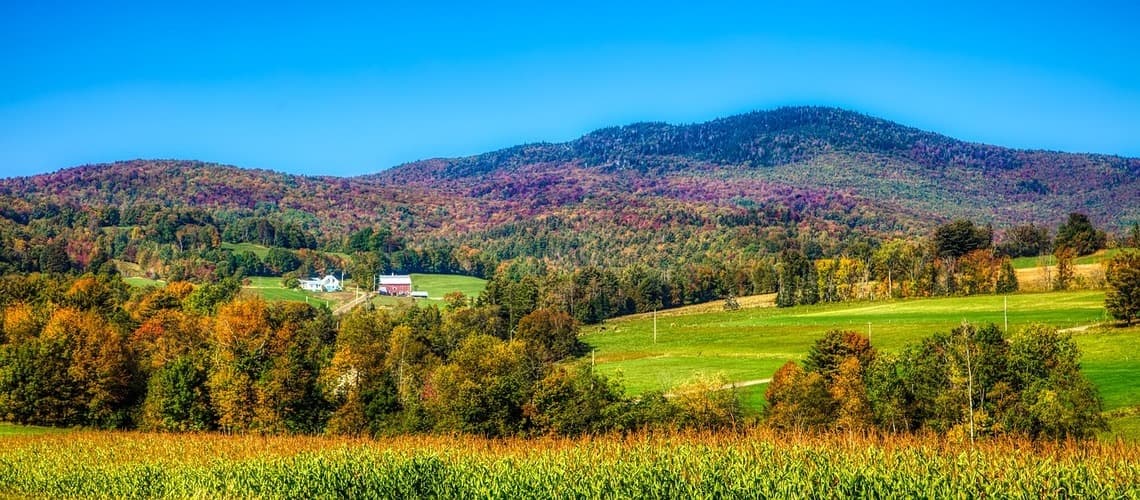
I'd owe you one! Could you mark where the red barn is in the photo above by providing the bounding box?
[379,274,413,296]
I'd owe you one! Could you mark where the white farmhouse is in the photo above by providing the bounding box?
[299,275,342,292]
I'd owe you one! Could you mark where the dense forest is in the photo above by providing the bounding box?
[0,271,1110,440]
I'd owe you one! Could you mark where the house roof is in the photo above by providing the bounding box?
[379,275,412,285]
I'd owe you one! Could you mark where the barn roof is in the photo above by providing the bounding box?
[379,275,412,285]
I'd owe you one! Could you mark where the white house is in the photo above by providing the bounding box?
[299,275,342,292]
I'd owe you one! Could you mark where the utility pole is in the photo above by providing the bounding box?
[1004,296,1009,332]
[654,308,658,344]
[966,330,976,445]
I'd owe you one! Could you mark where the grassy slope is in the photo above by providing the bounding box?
[583,290,1108,394]
[583,290,1140,437]
[123,276,166,288]
[241,276,348,309]
[219,242,270,259]
[410,273,487,298]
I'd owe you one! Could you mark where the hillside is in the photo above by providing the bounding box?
[377,107,1139,228]
[1,107,1137,272]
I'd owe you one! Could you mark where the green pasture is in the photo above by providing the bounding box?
[583,290,1140,436]
[410,273,487,298]
[123,276,166,288]
[372,274,488,308]
[1010,248,1128,269]
[219,242,271,259]
[584,291,1108,394]
[241,276,344,309]
[0,423,67,438]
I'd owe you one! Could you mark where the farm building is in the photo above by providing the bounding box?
[411,291,429,299]
[379,274,413,296]
[300,275,342,292]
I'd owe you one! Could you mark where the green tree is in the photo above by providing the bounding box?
[776,249,808,308]
[0,337,83,425]
[425,335,540,436]
[934,220,992,259]
[1054,212,1106,256]
[995,258,1018,294]
[515,308,581,362]
[803,330,875,384]
[141,355,215,431]
[38,241,72,273]
[527,365,623,435]
[1006,324,1106,439]
[765,361,835,431]
[184,278,241,315]
[254,304,335,434]
[1105,250,1140,325]
[873,239,918,298]
[864,354,912,432]
[997,224,1051,258]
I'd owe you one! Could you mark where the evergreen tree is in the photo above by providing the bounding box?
[800,262,820,305]
[1054,212,1106,256]
[1105,251,1140,325]
[995,258,1018,294]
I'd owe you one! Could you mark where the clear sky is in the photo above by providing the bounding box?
[2,1,1138,178]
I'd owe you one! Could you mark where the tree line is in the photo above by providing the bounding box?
[766,326,1106,440]
[2,267,1128,440]
[0,272,740,436]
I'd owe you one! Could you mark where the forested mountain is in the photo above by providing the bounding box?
[378,106,1139,229]
[1,106,1136,278]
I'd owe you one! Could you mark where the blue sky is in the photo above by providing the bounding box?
[2,1,1138,178]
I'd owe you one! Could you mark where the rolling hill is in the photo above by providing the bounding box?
[1,107,1137,271]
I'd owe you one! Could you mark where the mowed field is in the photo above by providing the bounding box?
[371,273,487,308]
[582,290,1140,436]
[1010,248,1126,269]
[241,276,355,309]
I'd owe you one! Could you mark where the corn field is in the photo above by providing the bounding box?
[1,430,1138,498]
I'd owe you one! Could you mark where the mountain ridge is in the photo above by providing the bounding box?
[375,106,1138,182]
[1,106,1136,272]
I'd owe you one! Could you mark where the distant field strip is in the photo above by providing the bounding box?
[582,290,1130,412]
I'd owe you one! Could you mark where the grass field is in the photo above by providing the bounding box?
[0,423,67,437]
[1010,248,1129,269]
[241,276,351,309]
[372,273,488,308]
[582,290,1140,436]
[0,431,1136,497]
[123,276,167,288]
[219,242,271,259]
[583,290,1109,393]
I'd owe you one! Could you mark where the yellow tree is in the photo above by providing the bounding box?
[41,307,135,427]
[208,298,272,432]
[830,357,873,431]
